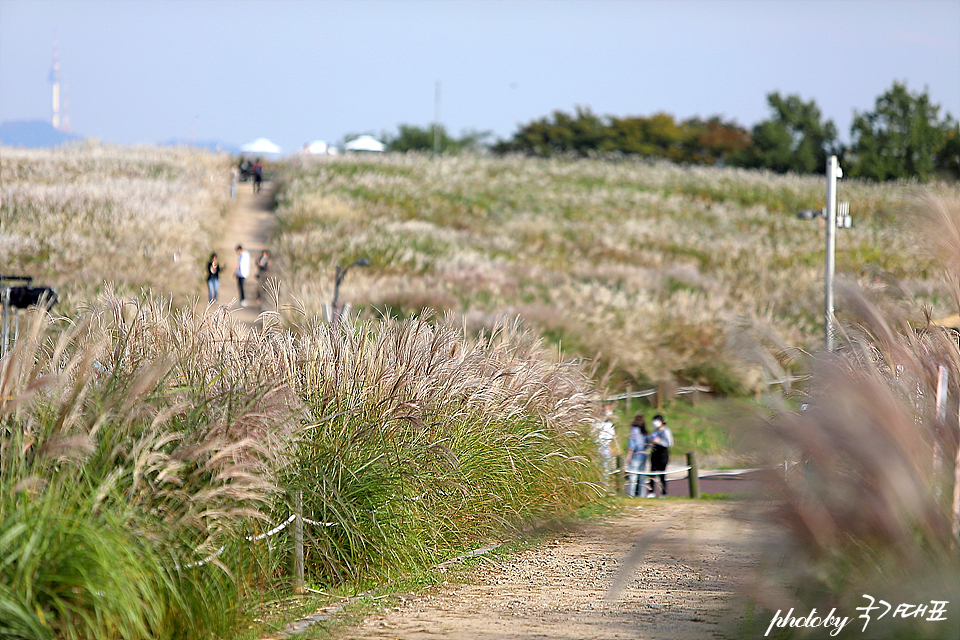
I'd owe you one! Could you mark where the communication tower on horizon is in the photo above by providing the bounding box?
[49,37,61,130]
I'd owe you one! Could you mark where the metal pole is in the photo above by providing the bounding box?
[330,258,369,328]
[824,155,841,352]
[331,265,344,327]
[935,366,948,496]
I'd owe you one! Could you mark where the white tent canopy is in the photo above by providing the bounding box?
[302,140,330,155]
[344,135,385,152]
[240,137,282,155]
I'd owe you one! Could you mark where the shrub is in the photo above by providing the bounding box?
[279,313,603,583]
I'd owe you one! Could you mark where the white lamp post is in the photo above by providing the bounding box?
[799,155,847,352]
[824,155,841,352]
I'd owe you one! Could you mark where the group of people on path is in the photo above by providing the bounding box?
[230,159,264,199]
[596,405,674,497]
[205,246,270,306]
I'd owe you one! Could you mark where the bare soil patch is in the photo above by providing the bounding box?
[335,500,768,640]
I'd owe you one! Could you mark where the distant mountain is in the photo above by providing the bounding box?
[161,138,241,154]
[0,120,83,148]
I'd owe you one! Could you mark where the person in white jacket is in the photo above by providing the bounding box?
[235,245,251,306]
[594,403,617,473]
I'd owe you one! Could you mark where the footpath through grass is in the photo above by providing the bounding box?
[237,500,624,640]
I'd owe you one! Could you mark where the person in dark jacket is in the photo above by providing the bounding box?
[205,252,221,302]
[646,414,674,497]
[253,158,263,193]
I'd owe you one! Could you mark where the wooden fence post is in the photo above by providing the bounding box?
[686,451,700,499]
[293,491,304,594]
[613,455,626,496]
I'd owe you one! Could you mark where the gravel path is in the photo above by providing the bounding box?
[337,500,767,640]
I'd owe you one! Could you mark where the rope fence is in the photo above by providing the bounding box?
[600,386,710,403]
[595,374,813,406]
[180,489,461,571]
[611,465,692,477]
[180,457,775,595]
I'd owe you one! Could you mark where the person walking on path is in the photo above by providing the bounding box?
[252,159,263,194]
[255,249,271,304]
[205,252,221,302]
[235,244,251,306]
[625,414,650,497]
[646,414,674,497]
[594,403,618,475]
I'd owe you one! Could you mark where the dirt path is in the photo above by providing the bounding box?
[216,182,277,325]
[335,500,767,640]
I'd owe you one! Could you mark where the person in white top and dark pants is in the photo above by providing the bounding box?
[235,245,251,306]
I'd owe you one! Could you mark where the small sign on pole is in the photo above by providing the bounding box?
[838,201,851,229]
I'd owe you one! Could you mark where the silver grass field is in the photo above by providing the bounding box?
[2,145,959,639]
[273,152,951,392]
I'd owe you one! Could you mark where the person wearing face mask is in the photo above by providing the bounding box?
[646,414,674,497]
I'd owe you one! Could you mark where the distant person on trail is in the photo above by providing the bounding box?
[253,158,263,194]
[255,249,271,304]
[594,403,618,474]
[646,414,674,497]
[625,414,650,497]
[235,245,251,306]
[206,252,221,302]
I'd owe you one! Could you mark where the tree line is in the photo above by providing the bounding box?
[384,81,958,182]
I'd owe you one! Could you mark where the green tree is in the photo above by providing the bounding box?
[385,124,490,154]
[734,92,838,174]
[608,112,686,160]
[849,81,955,181]
[494,107,612,157]
[681,116,751,165]
[386,124,437,152]
[937,124,960,180]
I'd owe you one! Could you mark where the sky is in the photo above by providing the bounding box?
[1,0,958,153]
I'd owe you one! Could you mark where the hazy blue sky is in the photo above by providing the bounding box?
[1,0,958,153]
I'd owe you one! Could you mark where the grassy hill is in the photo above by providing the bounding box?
[273,153,953,393]
[1,143,232,312]
[5,145,954,394]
